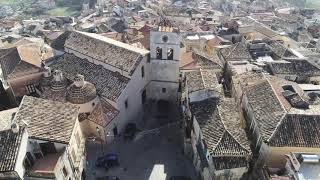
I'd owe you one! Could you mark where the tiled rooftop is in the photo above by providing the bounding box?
[185,69,222,94]
[7,60,41,79]
[246,80,286,140]
[65,31,149,75]
[190,98,223,153]
[50,54,129,102]
[0,128,25,172]
[0,108,18,131]
[260,38,296,59]
[185,70,205,93]
[254,25,278,38]
[268,61,296,75]
[14,96,78,144]
[87,98,119,127]
[243,74,320,147]
[51,31,71,51]
[0,47,41,80]
[0,47,21,80]
[66,81,97,104]
[190,98,251,161]
[218,98,251,153]
[219,42,251,61]
[269,114,320,147]
[40,87,67,103]
[193,51,222,70]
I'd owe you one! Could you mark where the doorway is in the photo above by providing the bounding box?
[142,89,146,104]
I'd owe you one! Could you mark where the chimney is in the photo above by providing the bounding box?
[11,122,19,134]
[43,66,52,78]
[74,74,85,87]
[51,70,67,91]
[53,70,63,82]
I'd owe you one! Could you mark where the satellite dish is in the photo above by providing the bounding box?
[11,122,19,134]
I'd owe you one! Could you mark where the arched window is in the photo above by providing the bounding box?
[167,48,174,60]
[156,47,162,59]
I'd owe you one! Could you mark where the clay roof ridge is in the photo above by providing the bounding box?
[217,103,251,153]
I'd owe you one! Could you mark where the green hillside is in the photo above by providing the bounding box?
[306,0,320,9]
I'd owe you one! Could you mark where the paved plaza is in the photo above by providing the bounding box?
[85,101,197,180]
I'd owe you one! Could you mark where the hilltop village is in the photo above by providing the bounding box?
[0,0,320,180]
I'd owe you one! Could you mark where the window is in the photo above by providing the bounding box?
[92,102,95,107]
[156,47,162,59]
[125,99,128,109]
[162,88,166,93]
[167,48,173,60]
[141,66,144,78]
[147,54,150,63]
[26,84,36,94]
[62,166,68,177]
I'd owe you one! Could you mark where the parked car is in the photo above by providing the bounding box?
[95,153,119,170]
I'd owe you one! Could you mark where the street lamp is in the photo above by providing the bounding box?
[96,126,104,154]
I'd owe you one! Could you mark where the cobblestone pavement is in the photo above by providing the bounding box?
[85,123,197,180]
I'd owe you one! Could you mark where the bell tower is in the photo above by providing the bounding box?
[147,19,180,102]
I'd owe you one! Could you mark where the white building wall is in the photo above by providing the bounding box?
[104,114,120,143]
[147,81,179,102]
[150,61,179,82]
[75,96,100,113]
[66,44,151,133]
[68,119,85,169]
[14,129,29,179]
[54,149,75,180]
[115,56,149,132]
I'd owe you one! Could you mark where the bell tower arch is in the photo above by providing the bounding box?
[147,20,180,102]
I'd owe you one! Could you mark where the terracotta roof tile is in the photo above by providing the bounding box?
[0,128,25,172]
[50,54,129,102]
[190,98,251,158]
[0,108,18,131]
[246,80,286,140]
[14,96,78,144]
[269,114,320,147]
[0,47,21,80]
[219,42,251,61]
[185,69,222,94]
[0,47,42,80]
[87,98,119,127]
[65,31,149,75]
